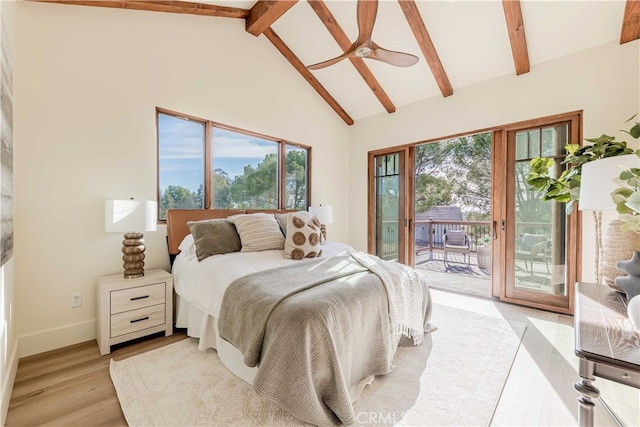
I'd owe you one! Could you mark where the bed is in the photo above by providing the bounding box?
[167,209,432,425]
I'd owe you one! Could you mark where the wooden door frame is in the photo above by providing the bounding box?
[368,147,414,265]
[498,111,582,314]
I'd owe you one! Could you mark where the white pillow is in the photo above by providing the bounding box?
[178,234,196,259]
[284,214,322,260]
[228,213,285,252]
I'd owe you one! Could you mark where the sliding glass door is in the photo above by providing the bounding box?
[367,112,582,314]
[500,115,581,313]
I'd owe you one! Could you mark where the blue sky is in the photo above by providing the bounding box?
[158,113,276,192]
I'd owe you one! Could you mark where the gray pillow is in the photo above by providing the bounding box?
[187,219,241,262]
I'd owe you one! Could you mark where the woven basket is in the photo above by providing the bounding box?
[602,220,640,290]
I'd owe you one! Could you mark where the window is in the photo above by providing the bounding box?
[157,108,310,220]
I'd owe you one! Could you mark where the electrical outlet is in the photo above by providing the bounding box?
[71,292,82,308]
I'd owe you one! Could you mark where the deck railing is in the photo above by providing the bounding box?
[378,219,552,260]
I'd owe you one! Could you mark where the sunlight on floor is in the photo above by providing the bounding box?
[430,288,640,426]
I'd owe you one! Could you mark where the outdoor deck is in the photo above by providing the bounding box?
[416,248,560,297]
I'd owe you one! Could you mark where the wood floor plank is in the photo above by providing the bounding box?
[6,291,639,426]
[6,332,188,426]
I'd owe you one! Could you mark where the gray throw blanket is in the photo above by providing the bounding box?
[218,255,429,426]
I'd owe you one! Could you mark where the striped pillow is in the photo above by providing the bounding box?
[228,213,285,252]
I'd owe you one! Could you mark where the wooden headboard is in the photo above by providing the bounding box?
[166,209,297,256]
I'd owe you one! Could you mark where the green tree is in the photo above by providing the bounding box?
[446,133,492,219]
[415,174,452,212]
[229,153,278,209]
[213,168,231,208]
[285,150,307,210]
[160,185,202,219]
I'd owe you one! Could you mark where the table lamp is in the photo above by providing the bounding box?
[105,199,157,278]
[579,154,640,288]
[308,205,333,244]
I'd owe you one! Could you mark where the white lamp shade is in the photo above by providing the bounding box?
[105,200,157,232]
[579,154,639,211]
[309,205,334,224]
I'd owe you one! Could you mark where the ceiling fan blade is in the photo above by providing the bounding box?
[356,0,378,44]
[307,42,357,70]
[370,43,419,67]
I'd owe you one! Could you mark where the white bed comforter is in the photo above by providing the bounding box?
[172,241,352,318]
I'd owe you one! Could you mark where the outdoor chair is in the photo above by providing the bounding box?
[515,233,549,275]
[443,229,471,267]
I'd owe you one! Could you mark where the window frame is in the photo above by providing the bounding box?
[156,107,312,221]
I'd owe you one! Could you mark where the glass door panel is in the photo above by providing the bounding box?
[504,121,577,312]
[373,153,404,261]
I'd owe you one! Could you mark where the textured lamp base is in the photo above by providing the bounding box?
[122,232,145,278]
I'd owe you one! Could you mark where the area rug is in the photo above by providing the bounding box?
[110,304,525,426]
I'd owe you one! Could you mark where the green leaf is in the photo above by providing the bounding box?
[565,144,580,155]
[625,191,640,213]
[617,203,633,214]
[620,170,635,180]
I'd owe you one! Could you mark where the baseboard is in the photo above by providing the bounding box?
[18,319,96,358]
[1,340,19,426]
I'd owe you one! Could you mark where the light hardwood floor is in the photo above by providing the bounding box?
[5,289,639,426]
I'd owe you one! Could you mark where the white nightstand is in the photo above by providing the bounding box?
[96,269,173,355]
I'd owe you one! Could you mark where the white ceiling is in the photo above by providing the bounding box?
[173,1,630,121]
[264,0,628,121]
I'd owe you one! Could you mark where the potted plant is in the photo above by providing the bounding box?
[526,115,640,288]
[611,154,640,232]
[526,115,639,211]
[477,236,491,270]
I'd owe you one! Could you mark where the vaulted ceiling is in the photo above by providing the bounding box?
[36,0,640,125]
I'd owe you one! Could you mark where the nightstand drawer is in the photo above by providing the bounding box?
[110,304,165,337]
[111,282,165,314]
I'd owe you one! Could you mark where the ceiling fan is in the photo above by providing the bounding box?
[307,0,419,70]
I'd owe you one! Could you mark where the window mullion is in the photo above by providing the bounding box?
[204,122,213,209]
[279,141,286,209]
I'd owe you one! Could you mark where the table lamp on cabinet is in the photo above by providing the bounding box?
[105,199,157,278]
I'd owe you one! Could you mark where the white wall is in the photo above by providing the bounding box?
[1,1,17,423]
[11,1,640,363]
[348,40,640,284]
[14,2,350,357]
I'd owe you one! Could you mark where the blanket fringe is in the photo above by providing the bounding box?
[398,325,424,345]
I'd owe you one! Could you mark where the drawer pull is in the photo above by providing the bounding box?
[130,316,149,324]
[130,295,150,301]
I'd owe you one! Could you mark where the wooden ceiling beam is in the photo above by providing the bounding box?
[263,28,354,126]
[502,0,530,75]
[246,1,298,37]
[307,0,396,114]
[397,0,453,98]
[621,0,640,44]
[398,0,453,98]
[31,0,249,18]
